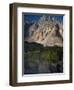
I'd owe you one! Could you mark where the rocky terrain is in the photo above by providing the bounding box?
[24,15,63,47]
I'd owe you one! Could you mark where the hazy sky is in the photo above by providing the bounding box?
[23,13,63,23]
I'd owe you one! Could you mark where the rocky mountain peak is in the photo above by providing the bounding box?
[24,15,63,47]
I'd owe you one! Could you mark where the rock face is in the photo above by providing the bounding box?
[24,15,63,47]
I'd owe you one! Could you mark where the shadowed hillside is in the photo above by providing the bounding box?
[24,41,63,74]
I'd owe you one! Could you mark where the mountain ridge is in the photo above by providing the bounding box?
[24,15,63,47]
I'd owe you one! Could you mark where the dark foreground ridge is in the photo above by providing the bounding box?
[24,41,63,74]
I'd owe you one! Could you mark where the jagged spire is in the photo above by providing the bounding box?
[25,15,63,47]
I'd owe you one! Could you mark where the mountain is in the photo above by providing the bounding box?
[24,15,63,47]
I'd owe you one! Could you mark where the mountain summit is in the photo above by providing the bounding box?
[24,15,63,47]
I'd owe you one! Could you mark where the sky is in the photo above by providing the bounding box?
[23,13,64,23]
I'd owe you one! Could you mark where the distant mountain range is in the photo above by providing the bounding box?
[24,15,63,47]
